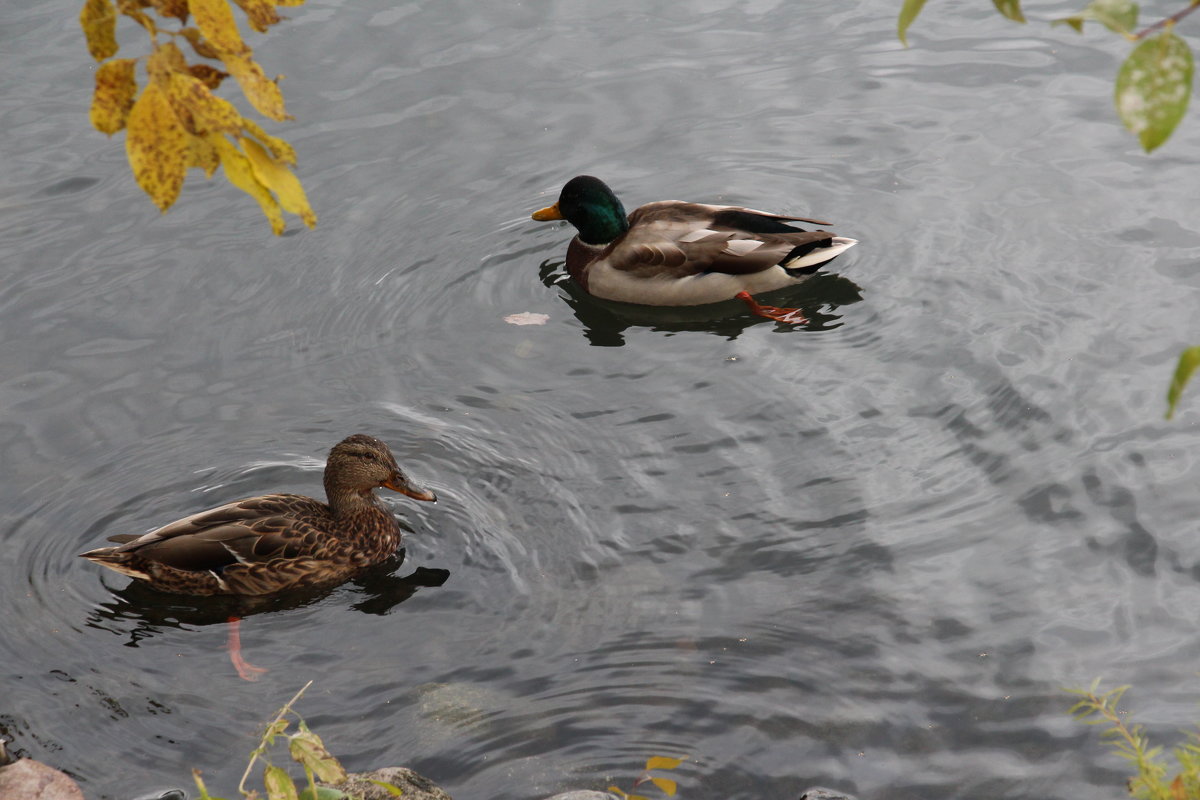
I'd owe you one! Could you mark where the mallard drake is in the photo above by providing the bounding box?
[532,175,857,323]
[79,434,437,597]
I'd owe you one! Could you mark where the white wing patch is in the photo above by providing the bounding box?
[722,239,765,256]
[677,228,722,243]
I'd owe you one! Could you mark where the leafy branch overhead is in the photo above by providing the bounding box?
[897,0,1196,153]
[81,0,315,234]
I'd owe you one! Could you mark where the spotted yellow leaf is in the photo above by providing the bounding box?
[181,27,221,60]
[275,0,306,6]
[235,0,281,32]
[116,0,157,34]
[192,0,248,55]
[214,135,284,234]
[222,49,291,120]
[240,117,296,164]
[90,57,138,135]
[149,0,189,21]
[241,136,315,228]
[165,71,243,135]
[147,40,189,86]
[188,133,221,177]
[125,84,188,211]
[81,0,118,61]
[188,64,229,90]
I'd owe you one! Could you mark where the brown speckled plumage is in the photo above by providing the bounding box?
[79,434,437,596]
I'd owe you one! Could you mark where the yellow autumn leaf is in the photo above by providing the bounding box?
[649,777,677,796]
[188,64,229,90]
[644,756,686,771]
[181,27,221,60]
[147,40,188,86]
[149,0,189,21]
[274,0,305,6]
[214,135,285,234]
[90,57,138,135]
[116,0,157,35]
[240,118,296,164]
[222,49,291,121]
[165,71,243,135]
[234,0,281,33]
[240,136,314,227]
[80,0,118,61]
[188,133,220,176]
[125,84,189,211]
[191,0,248,55]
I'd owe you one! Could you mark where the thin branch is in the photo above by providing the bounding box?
[237,680,313,797]
[1133,0,1200,40]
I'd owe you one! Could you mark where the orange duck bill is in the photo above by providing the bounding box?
[383,473,437,502]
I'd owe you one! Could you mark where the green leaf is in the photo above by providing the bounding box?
[1115,32,1193,152]
[192,769,233,800]
[365,779,405,796]
[897,0,927,46]
[992,0,1026,23]
[1166,346,1200,419]
[1052,0,1138,35]
[265,719,290,744]
[288,729,348,784]
[264,765,300,800]
[297,787,348,800]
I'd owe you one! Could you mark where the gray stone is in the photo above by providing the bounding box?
[0,758,85,800]
[326,767,453,800]
[798,788,856,800]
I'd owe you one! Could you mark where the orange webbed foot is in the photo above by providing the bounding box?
[226,616,268,681]
[735,291,810,325]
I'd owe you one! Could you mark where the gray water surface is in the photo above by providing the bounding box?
[2,1,1200,799]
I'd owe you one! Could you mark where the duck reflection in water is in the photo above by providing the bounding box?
[85,553,449,676]
[539,256,864,347]
[79,434,447,680]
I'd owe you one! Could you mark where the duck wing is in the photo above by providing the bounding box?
[609,202,840,278]
[103,494,325,572]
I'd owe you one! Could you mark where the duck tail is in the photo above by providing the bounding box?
[783,236,858,274]
[78,547,152,581]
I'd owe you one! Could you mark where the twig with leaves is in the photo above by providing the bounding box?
[80,0,315,233]
[1068,679,1200,800]
[898,0,1196,153]
[191,681,398,800]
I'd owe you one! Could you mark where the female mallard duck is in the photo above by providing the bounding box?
[79,434,437,597]
[532,175,857,323]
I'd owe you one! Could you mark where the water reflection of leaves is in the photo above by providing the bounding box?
[538,258,863,347]
[82,550,450,646]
